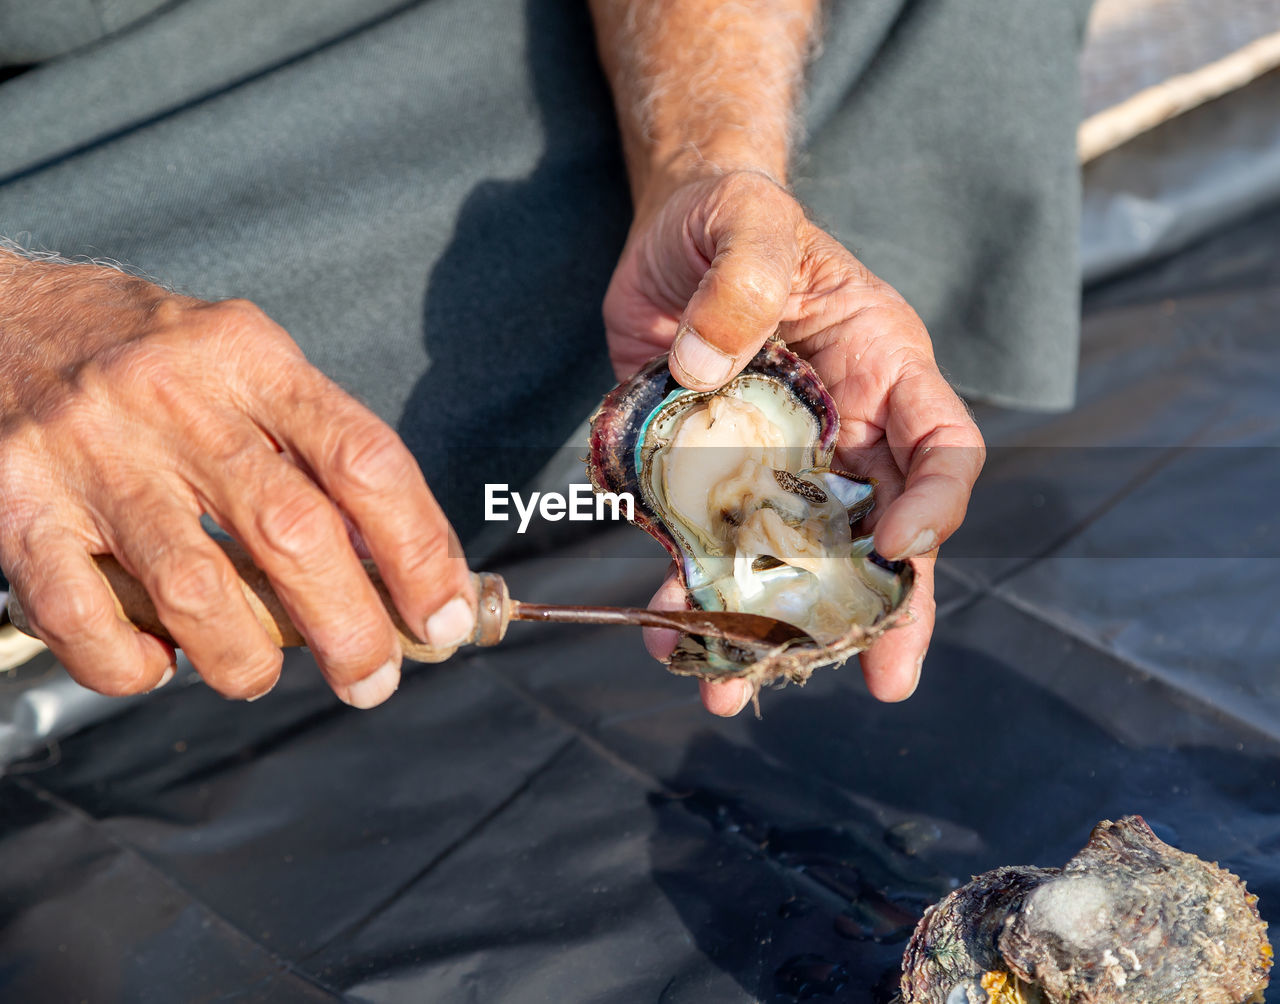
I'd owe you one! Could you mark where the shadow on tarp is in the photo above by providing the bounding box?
[645,639,1280,1002]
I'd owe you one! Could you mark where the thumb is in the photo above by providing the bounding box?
[669,189,801,390]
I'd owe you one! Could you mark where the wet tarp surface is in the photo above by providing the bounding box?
[3,203,1280,1001]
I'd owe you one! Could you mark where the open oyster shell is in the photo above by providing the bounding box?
[901,867,1055,1004]
[587,340,913,688]
[901,816,1272,1004]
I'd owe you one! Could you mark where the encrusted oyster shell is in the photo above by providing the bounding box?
[901,816,1272,1004]
[901,867,1055,1004]
[587,340,914,688]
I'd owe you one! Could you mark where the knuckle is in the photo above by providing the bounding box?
[27,580,113,648]
[204,650,283,700]
[396,530,453,583]
[311,613,391,674]
[146,295,191,332]
[253,487,341,566]
[189,298,297,361]
[381,516,466,599]
[207,297,270,329]
[735,259,791,312]
[202,298,299,355]
[328,423,412,496]
[148,550,231,621]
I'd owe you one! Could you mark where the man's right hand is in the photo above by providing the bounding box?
[0,251,474,707]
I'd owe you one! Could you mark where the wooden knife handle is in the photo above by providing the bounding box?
[7,538,510,664]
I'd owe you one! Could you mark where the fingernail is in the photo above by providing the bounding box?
[904,653,925,699]
[425,595,475,650]
[340,658,400,710]
[671,324,734,388]
[246,677,277,703]
[730,679,754,716]
[898,528,937,559]
[149,664,175,692]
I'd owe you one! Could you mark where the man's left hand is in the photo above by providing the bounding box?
[604,170,985,716]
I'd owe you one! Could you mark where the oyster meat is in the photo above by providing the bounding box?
[588,341,913,687]
[901,816,1272,1004]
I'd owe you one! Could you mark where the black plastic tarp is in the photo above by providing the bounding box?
[2,204,1279,1003]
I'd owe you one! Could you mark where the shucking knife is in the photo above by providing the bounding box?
[7,538,814,660]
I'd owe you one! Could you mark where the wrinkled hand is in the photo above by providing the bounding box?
[604,171,985,715]
[0,258,474,707]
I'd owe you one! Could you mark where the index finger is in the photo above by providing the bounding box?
[872,364,985,561]
[263,367,475,651]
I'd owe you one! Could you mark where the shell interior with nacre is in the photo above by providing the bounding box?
[588,340,913,688]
